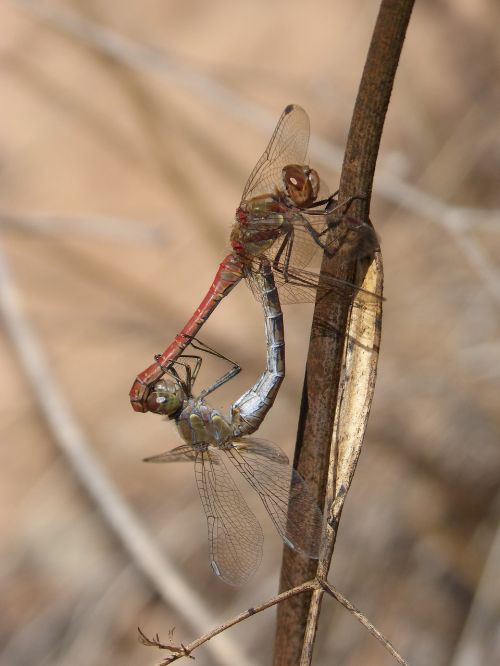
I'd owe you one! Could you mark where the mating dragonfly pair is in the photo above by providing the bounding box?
[130,104,381,585]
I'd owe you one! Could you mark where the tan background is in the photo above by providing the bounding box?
[1,1,499,665]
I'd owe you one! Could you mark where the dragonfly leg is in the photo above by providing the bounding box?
[186,336,242,399]
[154,352,198,394]
[190,337,240,370]
[319,193,369,237]
[198,364,241,400]
[272,228,296,281]
[312,194,370,261]
[168,354,203,395]
[272,229,293,277]
[155,336,239,398]
[308,188,339,209]
[298,217,336,257]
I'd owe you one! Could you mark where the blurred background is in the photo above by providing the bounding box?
[1,1,499,664]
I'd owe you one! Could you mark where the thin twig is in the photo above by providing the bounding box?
[140,581,316,665]
[11,0,500,306]
[321,581,410,666]
[0,237,256,666]
[139,577,409,666]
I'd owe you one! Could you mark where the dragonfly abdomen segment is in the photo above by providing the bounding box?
[129,253,244,412]
[231,259,284,437]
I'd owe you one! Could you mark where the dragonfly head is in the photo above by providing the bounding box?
[146,379,184,417]
[282,164,320,208]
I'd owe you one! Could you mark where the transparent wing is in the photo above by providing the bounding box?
[233,437,290,464]
[245,260,382,309]
[227,440,323,558]
[243,215,320,271]
[241,104,310,202]
[269,211,379,274]
[271,263,383,306]
[143,444,200,463]
[243,214,381,305]
[195,448,263,586]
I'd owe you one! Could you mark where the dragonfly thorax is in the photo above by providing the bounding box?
[232,197,287,261]
[176,399,234,449]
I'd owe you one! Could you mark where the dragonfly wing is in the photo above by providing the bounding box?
[226,443,323,558]
[279,211,379,271]
[233,437,290,464]
[195,448,263,586]
[241,104,310,201]
[263,220,320,272]
[242,228,319,305]
[272,262,384,307]
[241,213,381,305]
[244,269,265,304]
[143,444,199,463]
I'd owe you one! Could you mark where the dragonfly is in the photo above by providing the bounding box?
[144,259,323,585]
[130,103,380,412]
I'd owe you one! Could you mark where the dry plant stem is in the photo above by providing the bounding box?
[142,579,408,666]
[274,1,414,665]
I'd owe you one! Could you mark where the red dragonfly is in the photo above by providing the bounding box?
[130,104,379,412]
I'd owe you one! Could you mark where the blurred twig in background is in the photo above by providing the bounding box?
[12,0,500,307]
[0,237,256,666]
[0,211,166,245]
[449,492,500,666]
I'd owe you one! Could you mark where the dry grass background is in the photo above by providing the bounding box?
[1,1,499,665]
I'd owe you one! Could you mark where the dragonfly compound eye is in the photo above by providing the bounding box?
[307,167,320,200]
[282,164,320,208]
[146,380,183,416]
